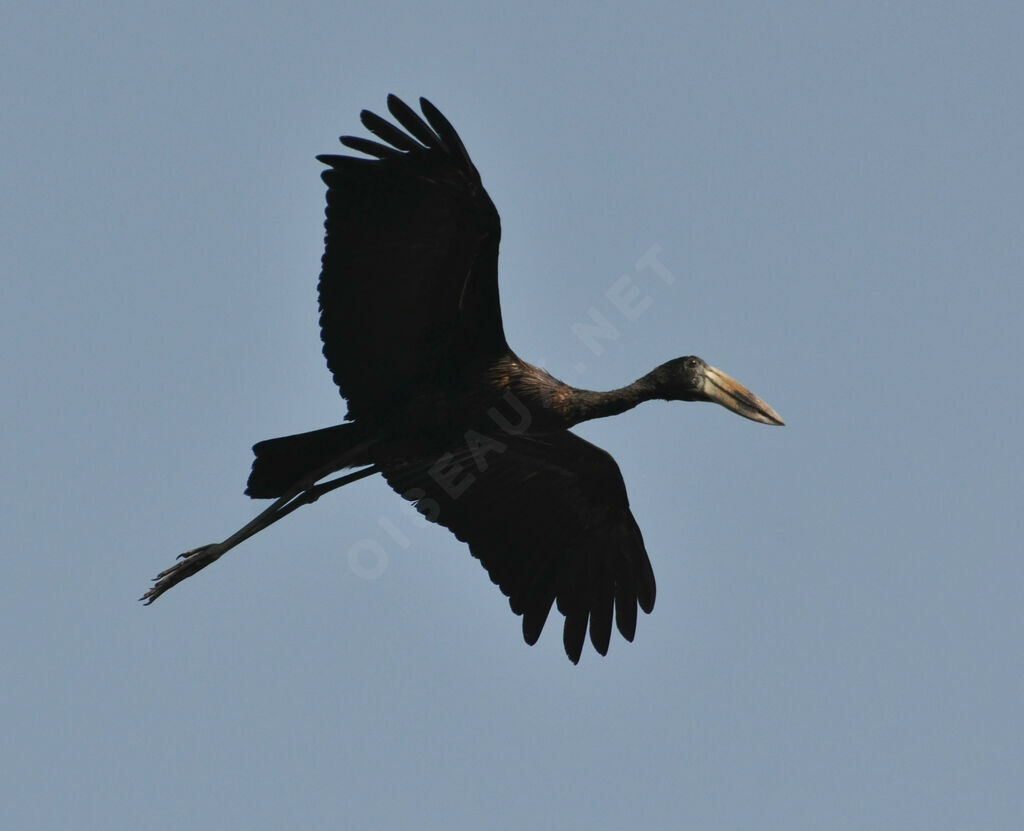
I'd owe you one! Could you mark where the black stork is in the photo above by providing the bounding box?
[143,95,784,663]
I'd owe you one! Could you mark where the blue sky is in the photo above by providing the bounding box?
[3,2,1022,829]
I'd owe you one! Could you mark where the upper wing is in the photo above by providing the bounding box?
[316,95,507,421]
[379,430,657,663]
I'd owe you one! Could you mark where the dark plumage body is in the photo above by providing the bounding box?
[144,96,783,662]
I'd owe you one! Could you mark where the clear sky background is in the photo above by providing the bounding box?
[3,2,1022,829]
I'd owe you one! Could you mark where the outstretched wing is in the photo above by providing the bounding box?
[379,430,657,663]
[317,95,507,421]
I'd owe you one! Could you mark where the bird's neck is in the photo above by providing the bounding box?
[567,375,660,426]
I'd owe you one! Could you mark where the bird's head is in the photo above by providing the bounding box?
[649,356,784,425]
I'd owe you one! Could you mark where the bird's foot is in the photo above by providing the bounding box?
[140,543,225,605]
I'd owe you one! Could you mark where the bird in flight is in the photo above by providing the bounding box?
[143,95,783,662]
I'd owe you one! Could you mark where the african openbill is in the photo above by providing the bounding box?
[143,95,783,662]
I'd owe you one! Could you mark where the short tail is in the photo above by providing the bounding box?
[245,423,369,498]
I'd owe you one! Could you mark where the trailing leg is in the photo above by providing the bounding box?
[142,463,378,604]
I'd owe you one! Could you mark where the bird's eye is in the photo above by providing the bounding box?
[685,358,699,369]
